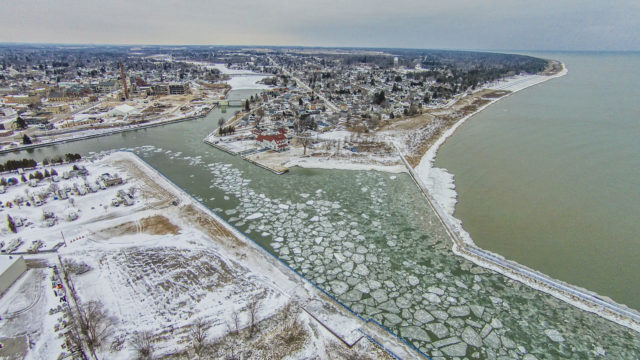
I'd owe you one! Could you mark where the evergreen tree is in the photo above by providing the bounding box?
[7,215,16,233]
[15,117,27,129]
[22,134,32,144]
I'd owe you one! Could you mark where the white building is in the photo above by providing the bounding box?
[112,104,137,117]
[0,255,27,294]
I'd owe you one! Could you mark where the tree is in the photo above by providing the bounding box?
[248,299,260,338]
[22,134,32,144]
[244,99,250,111]
[44,169,50,177]
[51,169,58,176]
[65,153,82,162]
[7,215,16,233]
[77,300,116,349]
[14,117,27,129]
[372,91,386,105]
[218,117,225,128]
[190,318,210,356]
[130,330,154,359]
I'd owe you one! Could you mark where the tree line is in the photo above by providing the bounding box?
[0,153,82,173]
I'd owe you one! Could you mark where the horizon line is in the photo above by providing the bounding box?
[0,41,638,54]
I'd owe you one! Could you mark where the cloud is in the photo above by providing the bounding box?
[0,0,638,50]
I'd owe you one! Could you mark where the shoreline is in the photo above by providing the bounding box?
[0,107,215,156]
[410,63,640,332]
[415,63,569,215]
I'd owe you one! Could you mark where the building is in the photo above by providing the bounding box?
[2,94,41,105]
[256,133,289,152]
[152,83,190,96]
[168,83,189,95]
[112,104,137,117]
[94,80,119,94]
[0,255,27,294]
[47,104,70,114]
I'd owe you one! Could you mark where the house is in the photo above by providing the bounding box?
[256,133,289,152]
[104,177,123,187]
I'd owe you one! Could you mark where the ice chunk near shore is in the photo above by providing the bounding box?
[330,280,349,295]
[544,329,565,342]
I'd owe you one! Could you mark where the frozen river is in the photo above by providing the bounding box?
[2,88,639,358]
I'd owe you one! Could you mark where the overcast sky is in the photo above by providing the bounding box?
[1,0,638,50]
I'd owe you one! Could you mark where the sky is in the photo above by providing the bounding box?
[0,0,638,51]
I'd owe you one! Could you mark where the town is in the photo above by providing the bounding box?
[1,45,556,171]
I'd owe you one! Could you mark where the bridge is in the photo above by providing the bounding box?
[211,99,245,107]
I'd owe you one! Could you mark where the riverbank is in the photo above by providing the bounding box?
[0,107,215,155]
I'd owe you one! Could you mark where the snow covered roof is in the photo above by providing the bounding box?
[112,104,136,116]
[0,255,23,275]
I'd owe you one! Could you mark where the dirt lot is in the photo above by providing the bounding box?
[100,215,180,237]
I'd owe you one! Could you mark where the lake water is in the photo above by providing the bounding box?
[2,73,639,357]
[435,52,640,310]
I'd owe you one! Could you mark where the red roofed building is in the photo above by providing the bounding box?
[256,133,289,152]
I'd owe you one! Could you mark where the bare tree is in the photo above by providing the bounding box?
[130,330,154,359]
[77,300,115,349]
[232,311,240,334]
[248,299,260,337]
[190,318,210,357]
[299,136,313,155]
